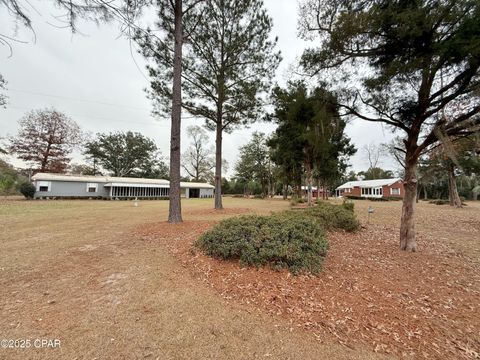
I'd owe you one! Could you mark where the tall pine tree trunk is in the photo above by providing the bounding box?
[214,115,223,209]
[168,0,183,223]
[447,162,462,207]
[305,160,313,206]
[400,155,418,251]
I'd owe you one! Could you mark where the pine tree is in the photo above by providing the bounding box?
[300,0,480,251]
[137,0,280,210]
[269,82,355,205]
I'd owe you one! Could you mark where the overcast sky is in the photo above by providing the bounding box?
[0,0,396,177]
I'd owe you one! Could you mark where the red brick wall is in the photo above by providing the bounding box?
[383,180,404,198]
[351,187,361,197]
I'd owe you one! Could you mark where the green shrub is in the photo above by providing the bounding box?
[302,201,360,232]
[344,195,365,200]
[369,197,401,202]
[195,212,328,274]
[429,199,449,205]
[369,197,388,201]
[341,198,355,212]
[19,182,35,199]
[382,196,403,201]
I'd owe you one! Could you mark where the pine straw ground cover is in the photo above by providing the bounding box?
[135,201,480,360]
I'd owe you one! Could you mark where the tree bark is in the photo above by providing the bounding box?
[214,118,223,209]
[168,0,183,223]
[305,160,313,206]
[316,178,320,202]
[400,157,418,252]
[447,162,462,207]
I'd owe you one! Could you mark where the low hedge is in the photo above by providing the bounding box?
[195,202,360,274]
[429,199,449,205]
[302,201,360,232]
[195,212,329,274]
[344,195,365,200]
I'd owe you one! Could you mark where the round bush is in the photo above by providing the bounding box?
[195,212,328,274]
[19,182,36,199]
[303,201,360,232]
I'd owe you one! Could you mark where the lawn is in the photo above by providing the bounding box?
[0,197,478,359]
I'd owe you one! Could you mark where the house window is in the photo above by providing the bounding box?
[37,181,51,192]
[86,183,98,193]
[364,188,372,195]
[391,188,400,195]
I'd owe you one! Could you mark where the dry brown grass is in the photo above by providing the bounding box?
[0,197,388,360]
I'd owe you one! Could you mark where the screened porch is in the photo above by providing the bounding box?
[105,183,170,199]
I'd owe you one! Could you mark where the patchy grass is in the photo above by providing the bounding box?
[0,197,386,360]
[2,197,479,359]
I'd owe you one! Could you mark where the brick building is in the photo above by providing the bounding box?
[335,178,404,199]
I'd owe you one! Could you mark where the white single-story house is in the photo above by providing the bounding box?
[31,173,215,199]
[335,178,404,199]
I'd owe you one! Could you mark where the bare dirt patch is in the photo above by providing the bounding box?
[135,203,480,360]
